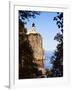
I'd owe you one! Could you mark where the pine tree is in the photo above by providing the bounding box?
[19,11,41,79]
[51,12,63,77]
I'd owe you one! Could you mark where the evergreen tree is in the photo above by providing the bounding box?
[19,11,41,79]
[19,10,40,24]
[51,12,63,77]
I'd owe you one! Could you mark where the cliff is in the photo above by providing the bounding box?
[27,33,44,68]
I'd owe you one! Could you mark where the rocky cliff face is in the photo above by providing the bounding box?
[27,33,44,68]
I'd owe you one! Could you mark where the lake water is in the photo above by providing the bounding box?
[44,51,53,70]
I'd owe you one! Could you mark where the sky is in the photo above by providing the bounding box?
[25,11,59,51]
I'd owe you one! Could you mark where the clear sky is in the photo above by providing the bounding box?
[25,11,59,51]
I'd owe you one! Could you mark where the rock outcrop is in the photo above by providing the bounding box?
[27,23,44,68]
[27,33,44,68]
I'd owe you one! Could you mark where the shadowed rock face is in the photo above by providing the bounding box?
[27,33,44,68]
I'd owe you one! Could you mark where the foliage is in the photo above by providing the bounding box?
[19,11,42,79]
[51,12,63,77]
[19,10,40,24]
[45,69,52,77]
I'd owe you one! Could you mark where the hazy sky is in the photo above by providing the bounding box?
[25,11,59,51]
